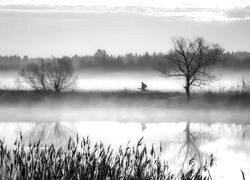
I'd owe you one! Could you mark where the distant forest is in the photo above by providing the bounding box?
[0,49,250,71]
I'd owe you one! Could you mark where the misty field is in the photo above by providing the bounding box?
[1,69,250,92]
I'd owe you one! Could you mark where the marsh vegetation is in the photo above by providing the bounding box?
[0,135,217,180]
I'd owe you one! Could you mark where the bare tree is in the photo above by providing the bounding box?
[20,57,76,93]
[45,57,76,93]
[20,59,48,91]
[157,37,223,99]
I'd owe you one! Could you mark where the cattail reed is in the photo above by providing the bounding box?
[0,134,213,180]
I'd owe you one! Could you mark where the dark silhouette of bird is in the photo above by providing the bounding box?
[138,81,148,91]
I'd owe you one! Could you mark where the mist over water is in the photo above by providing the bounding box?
[0,68,249,179]
[0,95,249,179]
[0,69,249,91]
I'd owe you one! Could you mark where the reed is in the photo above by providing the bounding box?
[0,134,213,180]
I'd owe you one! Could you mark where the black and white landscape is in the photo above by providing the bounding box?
[0,0,250,179]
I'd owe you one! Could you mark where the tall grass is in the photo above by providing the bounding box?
[0,134,213,180]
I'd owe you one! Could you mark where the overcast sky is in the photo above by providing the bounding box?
[1,0,249,9]
[0,0,250,57]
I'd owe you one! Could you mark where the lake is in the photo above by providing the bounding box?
[0,121,249,180]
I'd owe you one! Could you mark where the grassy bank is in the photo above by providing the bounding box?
[0,89,250,107]
[0,89,249,124]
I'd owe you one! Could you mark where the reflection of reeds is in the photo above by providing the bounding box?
[0,135,213,180]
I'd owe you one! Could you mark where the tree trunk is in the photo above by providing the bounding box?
[184,85,191,100]
[184,77,191,100]
[55,85,60,94]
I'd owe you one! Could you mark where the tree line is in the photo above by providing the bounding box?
[0,48,250,71]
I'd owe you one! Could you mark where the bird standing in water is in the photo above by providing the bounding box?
[138,81,148,91]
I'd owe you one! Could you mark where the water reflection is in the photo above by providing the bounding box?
[179,122,202,169]
[23,122,76,147]
[0,121,249,179]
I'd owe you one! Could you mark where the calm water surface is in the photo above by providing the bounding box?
[0,121,249,180]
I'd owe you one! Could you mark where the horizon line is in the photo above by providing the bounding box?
[0,50,249,59]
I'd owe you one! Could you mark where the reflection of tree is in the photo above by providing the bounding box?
[179,122,202,169]
[24,122,75,148]
[241,124,250,140]
[24,122,48,142]
[48,122,69,145]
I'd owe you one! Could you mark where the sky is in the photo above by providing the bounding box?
[0,0,250,57]
[1,0,249,9]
